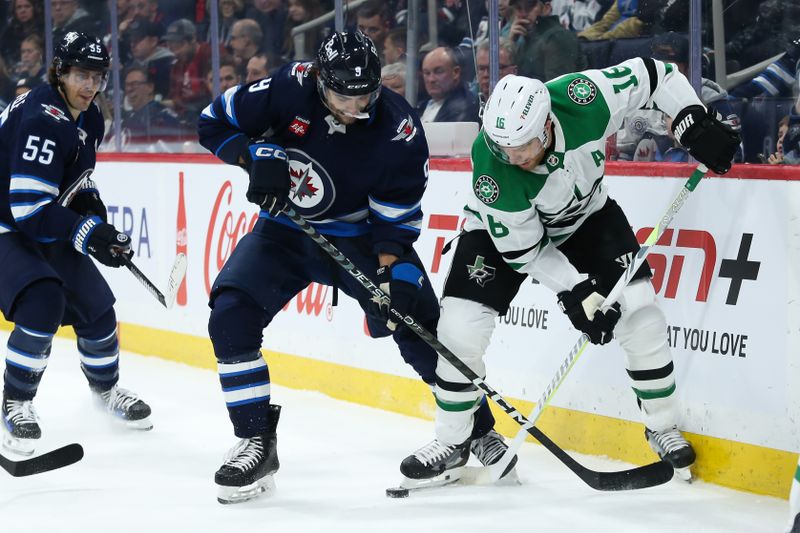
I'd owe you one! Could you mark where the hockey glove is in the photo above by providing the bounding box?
[370,261,425,331]
[68,189,108,222]
[243,138,291,216]
[71,216,132,268]
[557,277,621,345]
[671,105,740,174]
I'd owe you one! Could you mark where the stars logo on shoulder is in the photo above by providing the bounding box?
[467,255,496,287]
[474,175,500,204]
[567,78,597,105]
[391,114,417,142]
[41,104,69,122]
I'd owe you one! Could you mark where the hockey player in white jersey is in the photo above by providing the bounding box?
[399,57,740,487]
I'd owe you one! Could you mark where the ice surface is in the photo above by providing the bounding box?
[0,334,788,533]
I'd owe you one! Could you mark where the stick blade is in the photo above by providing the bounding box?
[591,460,674,491]
[1,443,84,477]
[164,253,187,309]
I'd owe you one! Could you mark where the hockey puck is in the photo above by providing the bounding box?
[386,487,410,498]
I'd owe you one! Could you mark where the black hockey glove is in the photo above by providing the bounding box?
[557,277,621,345]
[71,216,132,268]
[242,138,291,217]
[68,189,108,222]
[369,261,425,331]
[671,105,740,174]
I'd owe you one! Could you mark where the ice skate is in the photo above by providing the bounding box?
[215,404,280,504]
[394,439,470,492]
[470,429,519,484]
[645,426,695,481]
[93,386,153,430]
[1,396,41,456]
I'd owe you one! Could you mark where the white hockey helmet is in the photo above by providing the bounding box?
[482,75,551,163]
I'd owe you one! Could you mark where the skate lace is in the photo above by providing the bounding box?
[470,431,506,465]
[102,387,140,412]
[414,440,457,466]
[652,428,688,453]
[224,437,264,471]
[4,399,38,425]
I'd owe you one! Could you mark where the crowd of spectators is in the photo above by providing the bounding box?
[0,0,796,163]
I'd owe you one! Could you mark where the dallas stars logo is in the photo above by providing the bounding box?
[567,78,597,105]
[467,255,496,287]
[474,175,499,204]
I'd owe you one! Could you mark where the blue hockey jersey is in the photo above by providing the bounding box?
[0,84,104,243]
[198,61,430,257]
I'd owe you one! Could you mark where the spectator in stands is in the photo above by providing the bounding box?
[475,0,512,44]
[763,116,790,164]
[774,97,800,164]
[13,34,44,82]
[0,56,14,110]
[508,0,586,82]
[549,0,603,32]
[417,46,480,123]
[0,0,43,68]
[128,17,176,100]
[381,62,405,98]
[52,0,101,43]
[208,0,245,46]
[14,74,42,97]
[357,1,391,64]
[165,18,212,124]
[383,27,406,65]
[122,66,184,144]
[474,37,517,103]
[731,37,800,99]
[577,0,644,41]
[283,0,324,60]
[437,0,486,48]
[205,59,241,97]
[245,0,286,57]
[229,19,263,74]
[246,52,270,82]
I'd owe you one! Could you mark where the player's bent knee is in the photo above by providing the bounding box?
[617,303,669,360]
[438,297,497,363]
[208,289,267,358]
[618,278,657,315]
[13,279,66,332]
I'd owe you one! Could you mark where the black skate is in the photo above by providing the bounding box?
[215,404,281,504]
[645,426,695,481]
[1,396,41,456]
[470,430,519,483]
[394,439,470,492]
[94,386,153,430]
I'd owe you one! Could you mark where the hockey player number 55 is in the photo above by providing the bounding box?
[22,135,55,165]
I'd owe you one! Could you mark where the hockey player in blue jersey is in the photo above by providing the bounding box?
[0,32,152,456]
[198,30,514,503]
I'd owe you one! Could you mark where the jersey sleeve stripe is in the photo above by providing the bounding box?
[641,56,658,96]
[0,221,14,234]
[368,196,422,221]
[11,197,52,221]
[214,133,245,157]
[223,85,241,128]
[397,219,422,233]
[200,103,217,119]
[10,175,60,196]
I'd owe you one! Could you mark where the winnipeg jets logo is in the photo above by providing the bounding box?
[289,162,319,201]
[325,114,346,135]
[285,148,336,217]
[41,104,68,122]
[467,256,496,287]
[391,115,417,142]
[63,32,79,46]
[615,252,633,269]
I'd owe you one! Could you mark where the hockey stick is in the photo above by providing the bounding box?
[0,443,84,477]
[282,206,673,491]
[484,163,709,483]
[120,253,187,309]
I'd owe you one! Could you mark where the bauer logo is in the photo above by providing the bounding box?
[474,175,500,204]
[567,78,597,105]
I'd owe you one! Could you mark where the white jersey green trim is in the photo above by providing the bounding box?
[465,57,703,292]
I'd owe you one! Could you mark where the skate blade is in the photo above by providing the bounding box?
[388,466,465,495]
[217,475,275,504]
[674,466,693,482]
[459,465,521,486]
[124,417,153,431]
[2,432,37,456]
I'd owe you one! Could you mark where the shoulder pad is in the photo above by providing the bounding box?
[289,61,315,87]
[40,103,71,123]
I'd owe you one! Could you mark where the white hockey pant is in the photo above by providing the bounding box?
[434,297,498,445]
[615,279,680,432]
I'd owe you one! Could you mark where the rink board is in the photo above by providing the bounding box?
[1,156,797,498]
